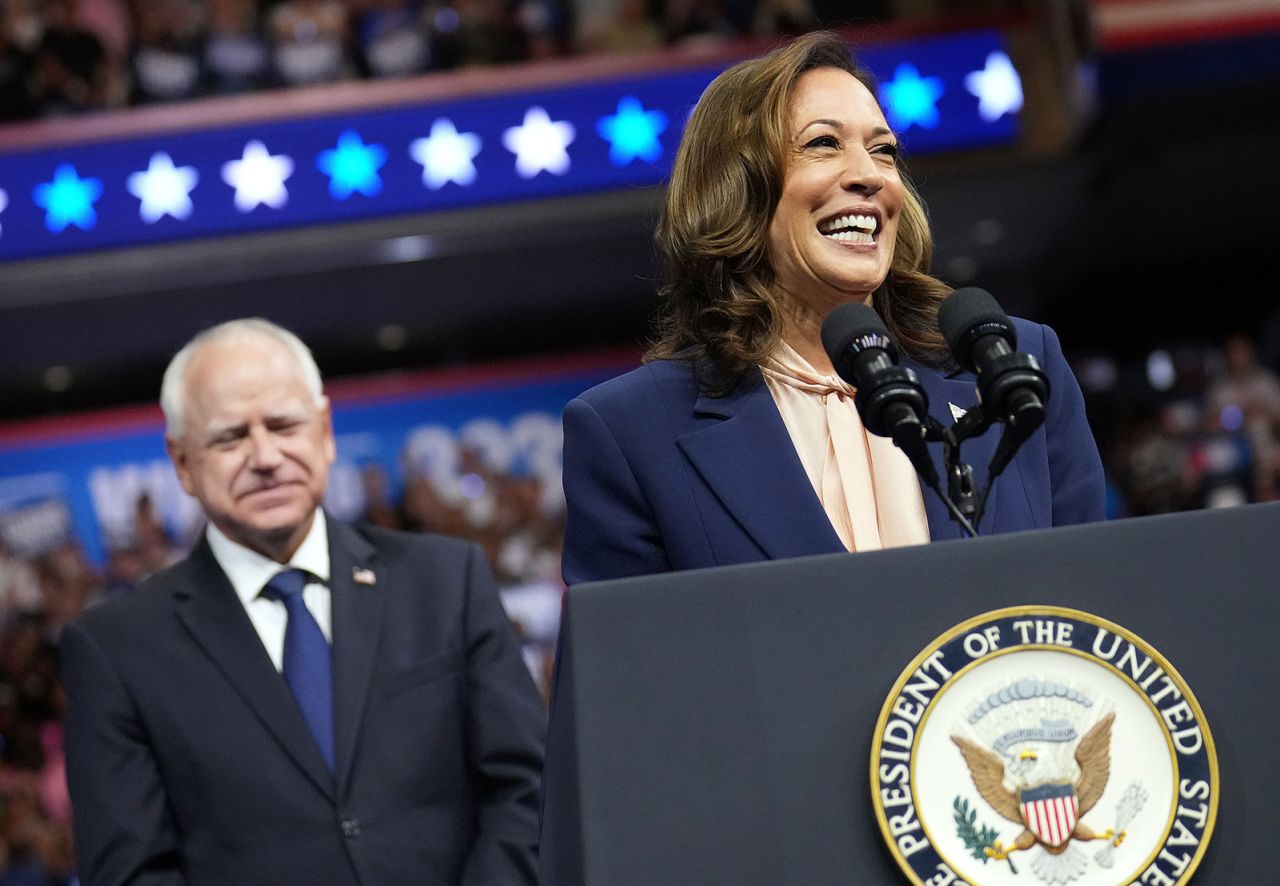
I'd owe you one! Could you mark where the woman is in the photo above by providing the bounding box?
[561,31,1104,585]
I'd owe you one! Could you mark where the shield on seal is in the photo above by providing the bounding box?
[1019,782,1078,847]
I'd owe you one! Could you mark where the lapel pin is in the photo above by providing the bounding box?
[948,402,968,422]
[352,567,377,586]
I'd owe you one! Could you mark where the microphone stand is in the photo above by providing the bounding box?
[932,394,1044,533]
[922,416,978,538]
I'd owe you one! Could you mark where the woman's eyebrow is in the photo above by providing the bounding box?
[797,118,844,135]
[796,121,895,140]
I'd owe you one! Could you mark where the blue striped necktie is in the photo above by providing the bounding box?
[261,569,335,773]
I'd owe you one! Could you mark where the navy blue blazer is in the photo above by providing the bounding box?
[562,318,1105,585]
[61,519,545,886]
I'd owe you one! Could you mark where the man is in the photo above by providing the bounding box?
[60,319,545,886]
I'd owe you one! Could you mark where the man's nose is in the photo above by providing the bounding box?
[247,428,284,470]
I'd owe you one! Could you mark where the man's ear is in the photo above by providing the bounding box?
[166,437,197,497]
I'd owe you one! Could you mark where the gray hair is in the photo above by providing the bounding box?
[160,318,325,440]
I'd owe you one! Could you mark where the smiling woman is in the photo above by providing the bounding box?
[649,30,948,393]
[559,31,1105,584]
[766,67,906,354]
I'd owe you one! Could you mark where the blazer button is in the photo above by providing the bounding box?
[340,818,362,838]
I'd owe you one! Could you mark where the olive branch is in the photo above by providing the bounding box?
[953,796,1017,875]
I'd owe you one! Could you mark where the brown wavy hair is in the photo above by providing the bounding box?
[647,30,951,394]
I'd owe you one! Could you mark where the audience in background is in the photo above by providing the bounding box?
[0,4,38,120]
[0,0,1038,122]
[351,0,431,76]
[30,0,112,115]
[1206,333,1280,502]
[128,0,204,103]
[268,0,352,85]
[0,0,936,122]
[203,0,272,92]
[1102,334,1280,516]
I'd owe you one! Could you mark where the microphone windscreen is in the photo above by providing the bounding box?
[820,301,891,368]
[937,288,1016,369]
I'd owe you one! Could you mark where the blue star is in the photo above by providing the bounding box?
[33,164,103,232]
[596,96,667,166]
[880,63,944,131]
[316,130,387,199]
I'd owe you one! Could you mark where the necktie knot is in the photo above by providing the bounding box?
[262,568,310,602]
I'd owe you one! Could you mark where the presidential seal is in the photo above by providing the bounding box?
[870,607,1217,886]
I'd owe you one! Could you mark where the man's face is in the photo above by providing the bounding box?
[167,334,335,562]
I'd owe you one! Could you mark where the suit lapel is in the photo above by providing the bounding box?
[174,539,334,799]
[326,518,385,798]
[912,362,1002,538]
[677,370,844,561]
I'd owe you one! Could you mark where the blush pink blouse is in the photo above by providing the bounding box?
[761,341,930,552]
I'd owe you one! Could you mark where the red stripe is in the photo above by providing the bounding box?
[1097,11,1280,51]
[1031,800,1050,844]
[1054,797,1070,845]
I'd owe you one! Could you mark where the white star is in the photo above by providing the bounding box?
[409,119,482,189]
[0,188,7,238]
[503,106,575,178]
[221,140,294,212]
[965,51,1023,123]
[127,152,199,223]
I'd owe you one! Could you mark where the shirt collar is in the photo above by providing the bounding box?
[207,510,332,606]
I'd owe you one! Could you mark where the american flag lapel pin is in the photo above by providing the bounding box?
[352,567,377,586]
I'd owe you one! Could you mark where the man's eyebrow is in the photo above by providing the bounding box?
[265,404,315,421]
[203,421,245,442]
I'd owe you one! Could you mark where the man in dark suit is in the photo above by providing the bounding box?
[60,318,545,886]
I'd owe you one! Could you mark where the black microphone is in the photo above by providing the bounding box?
[821,302,938,488]
[937,288,1049,436]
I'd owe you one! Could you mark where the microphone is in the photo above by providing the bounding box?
[937,288,1049,436]
[821,302,938,488]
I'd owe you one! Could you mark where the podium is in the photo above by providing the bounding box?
[541,503,1279,884]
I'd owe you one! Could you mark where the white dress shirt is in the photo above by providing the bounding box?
[206,510,332,672]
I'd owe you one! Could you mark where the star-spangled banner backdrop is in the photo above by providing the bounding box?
[0,30,1019,263]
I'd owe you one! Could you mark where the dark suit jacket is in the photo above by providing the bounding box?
[562,318,1105,584]
[61,518,545,886]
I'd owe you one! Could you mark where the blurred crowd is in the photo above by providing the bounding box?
[0,449,564,884]
[1096,333,1280,518]
[0,0,910,121]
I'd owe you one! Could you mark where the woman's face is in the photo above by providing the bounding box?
[767,67,904,317]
